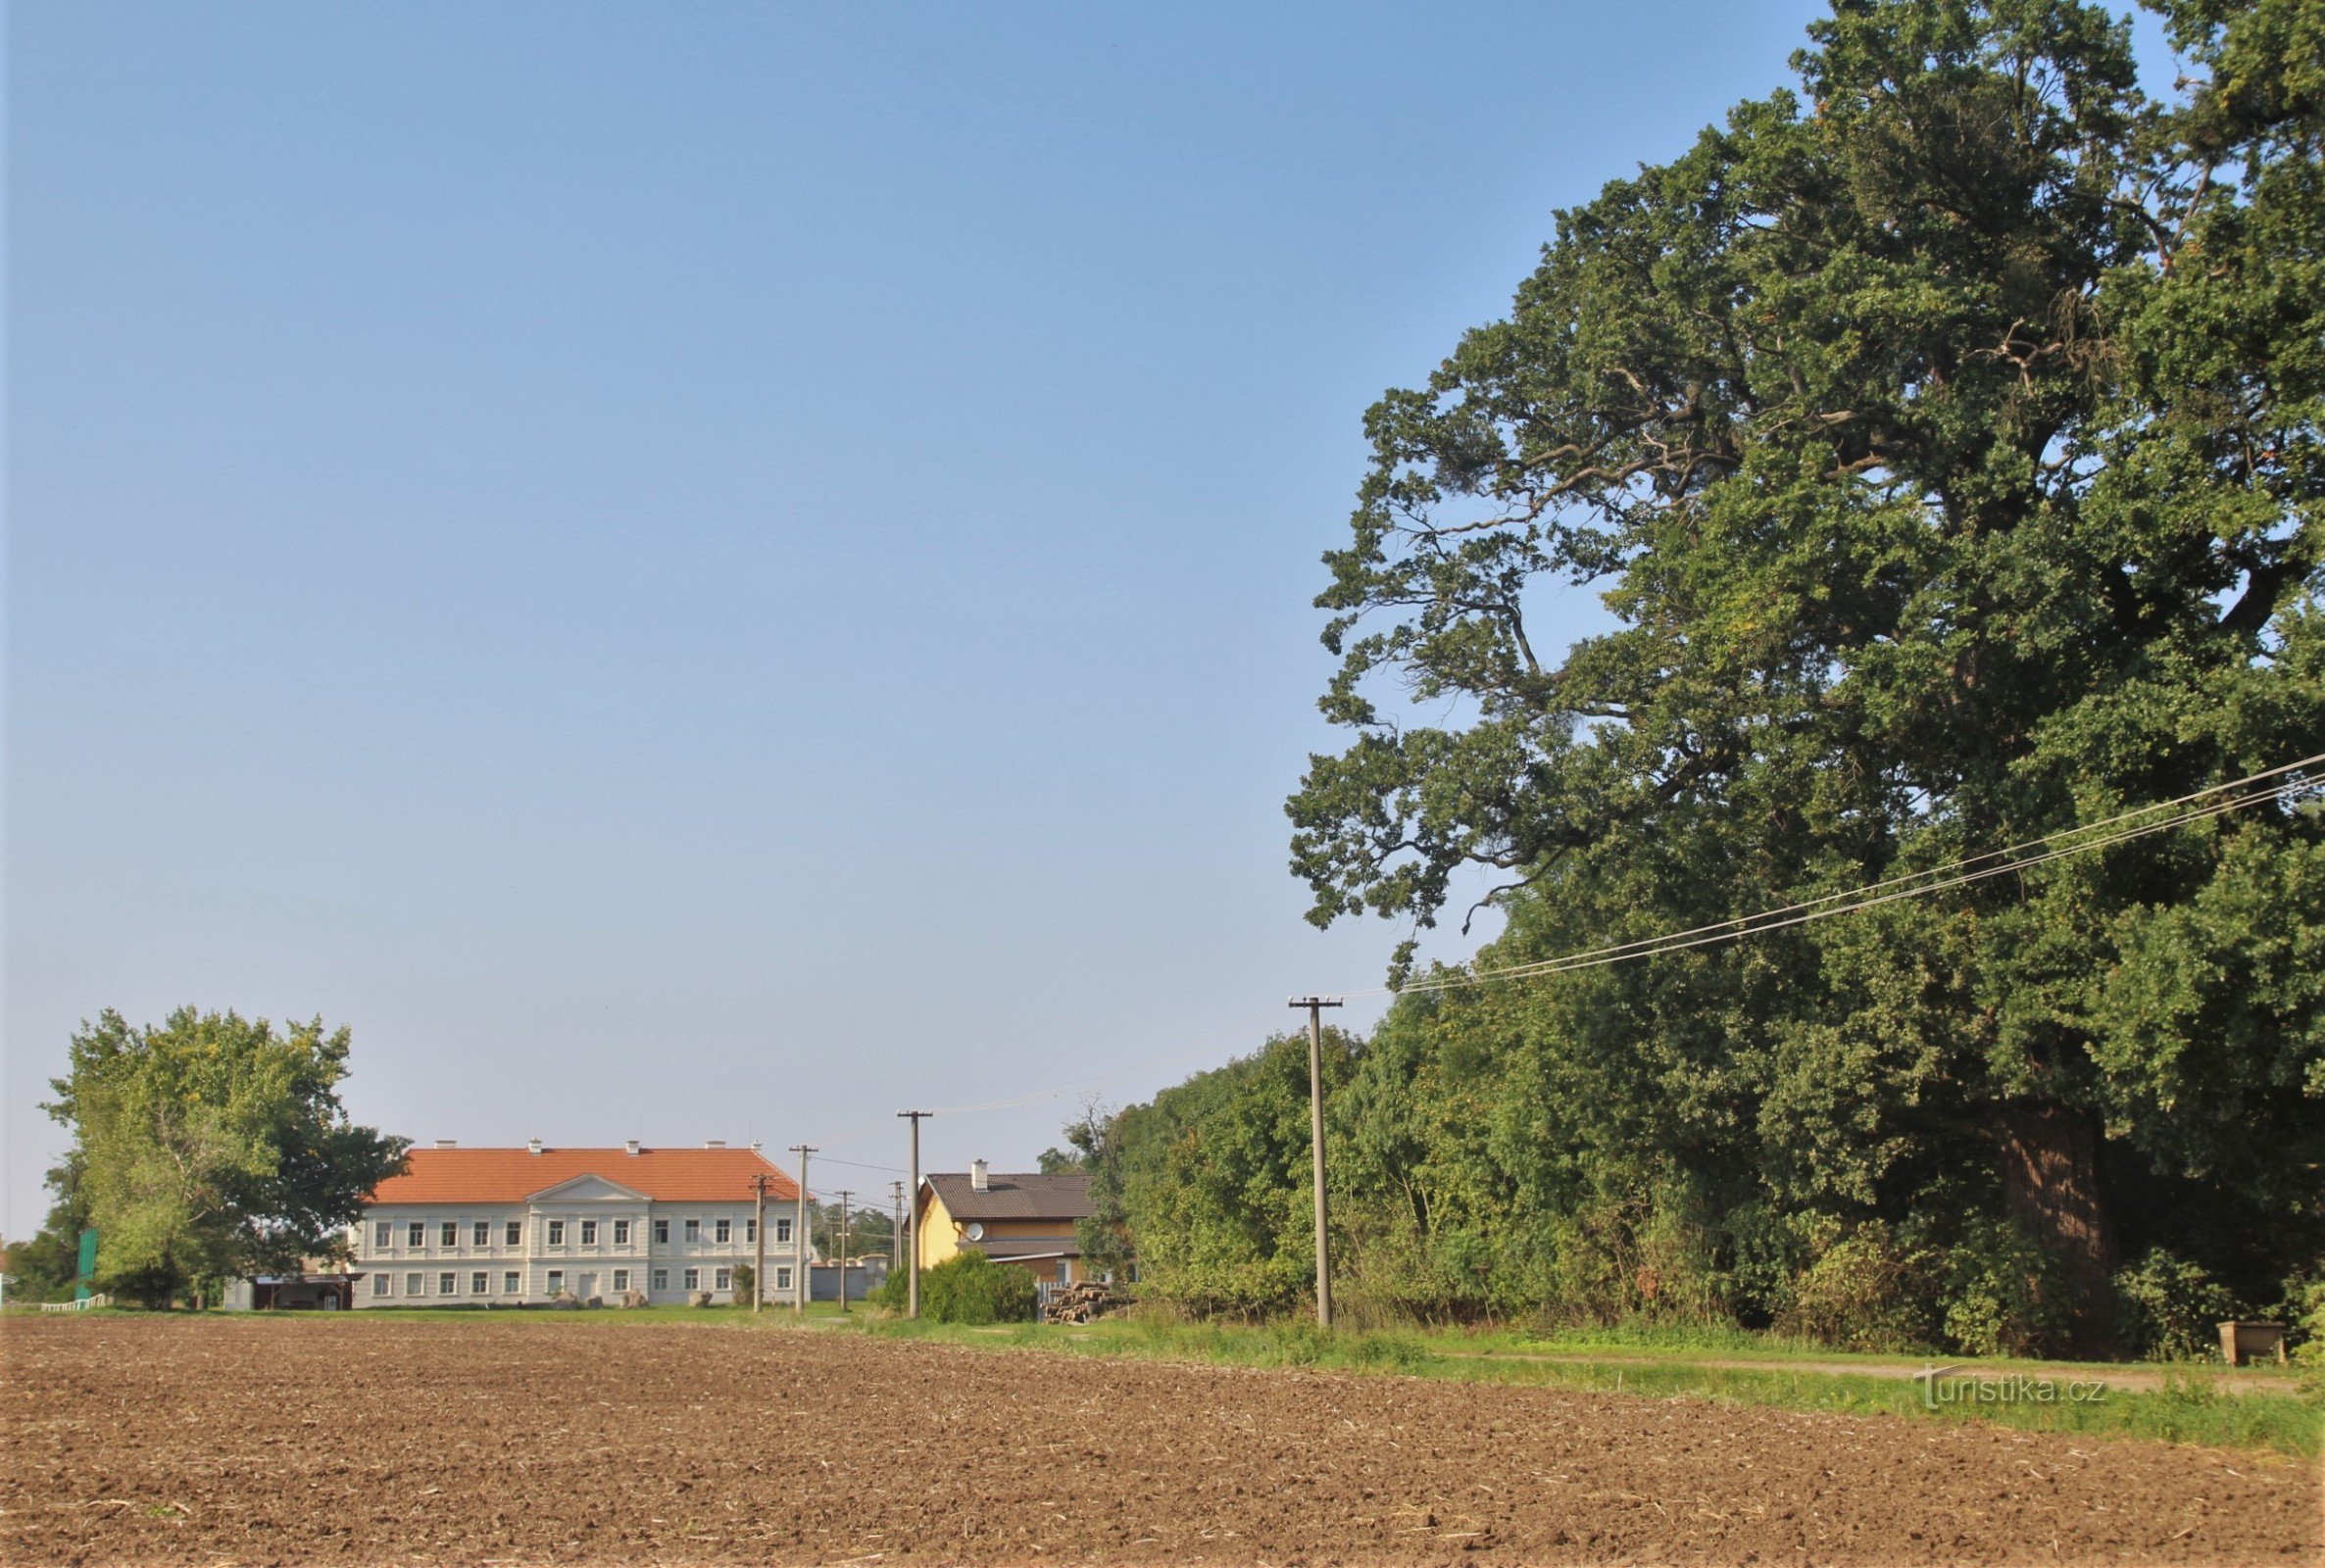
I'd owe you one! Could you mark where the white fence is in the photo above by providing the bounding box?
[38,1293,112,1313]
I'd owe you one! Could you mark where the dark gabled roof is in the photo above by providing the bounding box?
[923,1171,1094,1222]
[976,1238,1080,1261]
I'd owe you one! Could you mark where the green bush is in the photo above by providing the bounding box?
[1938,1217,2067,1359]
[2289,1278,2325,1367]
[2115,1250,2241,1361]
[2284,1275,2325,1394]
[895,1251,1038,1325]
[1775,1224,1933,1352]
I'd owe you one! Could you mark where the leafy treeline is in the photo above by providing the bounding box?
[21,1007,406,1306]
[1089,0,2325,1356]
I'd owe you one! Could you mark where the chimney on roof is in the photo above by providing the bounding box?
[624,1139,640,1155]
[970,1158,989,1193]
[527,1138,543,1155]
[433,1139,457,1149]
[704,1139,726,1149]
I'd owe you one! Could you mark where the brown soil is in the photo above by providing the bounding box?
[2,1315,2315,1566]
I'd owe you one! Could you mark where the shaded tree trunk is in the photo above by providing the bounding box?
[1996,1102,2115,1356]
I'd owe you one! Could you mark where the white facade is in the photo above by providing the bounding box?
[350,1170,806,1307]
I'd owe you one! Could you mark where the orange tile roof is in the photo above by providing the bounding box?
[368,1147,801,1205]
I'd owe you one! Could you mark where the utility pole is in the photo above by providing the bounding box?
[834,1189,854,1314]
[889,1180,905,1275]
[787,1145,816,1314]
[751,1172,770,1313]
[1289,997,1344,1329]
[897,1110,930,1319]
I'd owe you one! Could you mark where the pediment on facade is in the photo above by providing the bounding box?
[525,1172,649,1204]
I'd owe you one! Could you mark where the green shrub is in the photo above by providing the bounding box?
[2115,1250,2241,1361]
[1938,1217,2067,1358]
[2277,1273,2325,1377]
[914,1251,1038,1325]
[1775,1224,1934,1352]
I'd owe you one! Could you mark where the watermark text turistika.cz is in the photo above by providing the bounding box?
[1912,1366,2108,1409]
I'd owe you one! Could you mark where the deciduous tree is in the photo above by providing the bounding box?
[44,1007,408,1306]
[1284,0,2325,1349]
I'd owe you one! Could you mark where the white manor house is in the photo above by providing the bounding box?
[348,1141,806,1307]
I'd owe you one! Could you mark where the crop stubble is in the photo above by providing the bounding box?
[1,1316,2315,1565]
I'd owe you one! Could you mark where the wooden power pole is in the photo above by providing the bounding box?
[833,1189,854,1314]
[897,1110,930,1319]
[787,1145,816,1313]
[1289,996,1344,1328]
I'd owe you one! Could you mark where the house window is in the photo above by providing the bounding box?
[714,1267,731,1292]
[683,1219,701,1243]
[408,1222,425,1248]
[682,1267,699,1290]
[372,1273,391,1297]
[405,1272,423,1296]
[547,1270,565,1296]
[745,1218,757,1243]
[473,1221,490,1246]
[547,1220,565,1246]
[580,1220,597,1246]
[614,1219,630,1246]
[440,1222,458,1248]
[652,1268,668,1291]
[775,1266,792,1292]
[505,1220,522,1246]
[503,1272,519,1295]
[438,1272,456,1297]
[470,1272,488,1295]
[374,1221,392,1250]
[715,1219,731,1244]
[776,1218,792,1244]
[654,1219,669,1245]
[612,1269,630,1293]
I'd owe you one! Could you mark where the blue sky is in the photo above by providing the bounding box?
[5,0,1961,1233]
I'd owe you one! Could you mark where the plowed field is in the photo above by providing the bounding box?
[2,1315,2315,1565]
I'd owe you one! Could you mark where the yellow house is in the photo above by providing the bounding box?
[914,1161,1095,1287]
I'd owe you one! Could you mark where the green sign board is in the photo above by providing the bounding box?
[74,1228,98,1301]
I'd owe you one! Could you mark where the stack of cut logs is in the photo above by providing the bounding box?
[1041,1280,1131,1324]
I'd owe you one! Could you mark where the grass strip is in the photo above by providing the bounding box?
[855,1314,2323,1460]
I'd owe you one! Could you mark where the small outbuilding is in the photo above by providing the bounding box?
[223,1271,366,1311]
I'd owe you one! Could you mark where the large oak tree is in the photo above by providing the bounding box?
[1287,0,2324,1348]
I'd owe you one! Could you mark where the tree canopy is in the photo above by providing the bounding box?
[1209,0,2324,1352]
[41,1007,407,1305]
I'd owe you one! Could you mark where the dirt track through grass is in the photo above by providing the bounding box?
[2,1315,2316,1565]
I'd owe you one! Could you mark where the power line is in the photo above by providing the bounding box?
[1457,753,2321,982]
[811,1154,910,1177]
[923,1003,1285,1115]
[818,752,2318,1158]
[1385,758,2319,996]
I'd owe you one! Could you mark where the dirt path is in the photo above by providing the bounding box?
[2,1315,2315,1565]
[1437,1348,2305,1396]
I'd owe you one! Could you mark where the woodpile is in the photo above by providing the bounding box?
[1041,1280,1132,1324]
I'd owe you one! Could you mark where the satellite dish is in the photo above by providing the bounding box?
[965,1222,985,1241]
